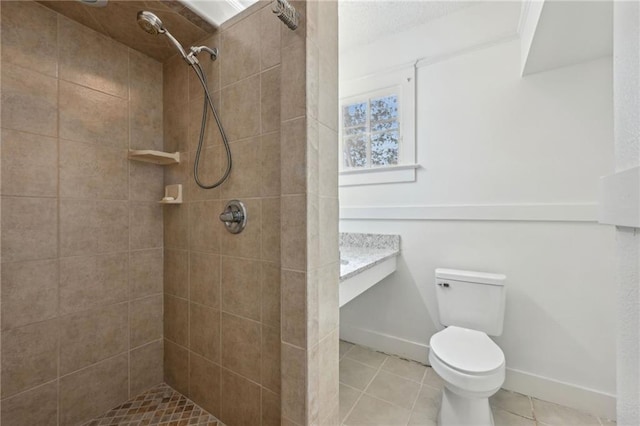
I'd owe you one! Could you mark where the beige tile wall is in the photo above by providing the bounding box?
[162,2,284,425]
[280,1,340,425]
[0,2,165,424]
[310,2,340,422]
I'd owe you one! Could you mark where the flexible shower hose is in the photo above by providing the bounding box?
[190,61,232,189]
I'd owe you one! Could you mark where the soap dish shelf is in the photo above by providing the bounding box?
[159,184,183,205]
[128,150,180,165]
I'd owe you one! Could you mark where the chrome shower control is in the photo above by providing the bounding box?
[219,200,247,234]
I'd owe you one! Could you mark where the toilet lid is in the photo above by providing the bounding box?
[430,326,505,374]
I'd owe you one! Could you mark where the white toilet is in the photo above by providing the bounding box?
[429,268,507,426]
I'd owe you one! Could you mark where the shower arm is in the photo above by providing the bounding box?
[179,46,218,67]
[190,46,218,61]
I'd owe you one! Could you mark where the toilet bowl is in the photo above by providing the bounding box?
[431,268,507,426]
[429,326,505,426]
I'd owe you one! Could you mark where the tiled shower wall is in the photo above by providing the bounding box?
[162,2,283,425]
[0,2,165,424]
[279,1,340,424]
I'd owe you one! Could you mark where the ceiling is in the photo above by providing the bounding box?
[38,0,216,62]
[339,1,477,52]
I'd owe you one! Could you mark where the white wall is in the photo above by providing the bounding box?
[339,2,616,418]
[613,2,640,425]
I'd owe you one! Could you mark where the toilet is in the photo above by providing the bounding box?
[429,268,507,426]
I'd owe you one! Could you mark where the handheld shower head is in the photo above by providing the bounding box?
[137,11,189,60]
[137,11,164,35]
[135,11,229,190]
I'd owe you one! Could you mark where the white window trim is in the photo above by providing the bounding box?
[339,63,417,186]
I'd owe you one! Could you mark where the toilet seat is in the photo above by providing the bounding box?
[430,326,504,375]
[428,326,505,397]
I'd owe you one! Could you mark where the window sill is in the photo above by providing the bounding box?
[339,164,419,186]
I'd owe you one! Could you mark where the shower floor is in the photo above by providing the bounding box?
[83,383,221,426]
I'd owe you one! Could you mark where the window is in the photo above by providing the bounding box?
[343,93,400,168]
[339,65,417,186]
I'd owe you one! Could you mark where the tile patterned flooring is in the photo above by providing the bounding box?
[83,383,221,426]
[339,341,616,426]
[84,342,615,426]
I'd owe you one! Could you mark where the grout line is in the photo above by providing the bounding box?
[85,383,221,425]
[342,344,444,425]
[418,361,429,383]
[55,14,62,425]
[57,350,129,383]
[0,193,58,200]
[126,47,132,402]
[0,125,58,141]
[340,341,355,360]
[129,337,163,353]
[341,347,389,425]
[0,378,59,404]
[218,252,223,418]
[341,355,606,424]
[422,368,445,392]
[342,354,385,371]
[529,395,537,423]
[58,74,130,101]
[1,244,162,268]
[377,356,429,385]
[360,379,421,422]
[406,372,425,420]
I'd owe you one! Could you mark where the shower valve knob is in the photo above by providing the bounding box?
[219,211,237,222]
[219,200,247,234]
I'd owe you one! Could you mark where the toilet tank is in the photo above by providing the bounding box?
[435,269,506,336]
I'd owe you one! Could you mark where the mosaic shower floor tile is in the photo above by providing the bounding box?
[83,383,221,426]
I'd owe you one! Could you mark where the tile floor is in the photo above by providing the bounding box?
[83,383,221,426]
[339,340,616,426]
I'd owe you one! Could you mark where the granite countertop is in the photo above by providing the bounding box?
[339,233,400,281]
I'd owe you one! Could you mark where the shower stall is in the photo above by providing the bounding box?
[0,0,339,425]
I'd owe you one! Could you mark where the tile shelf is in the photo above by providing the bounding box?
[128,150,180,165]
[158,184,183,205]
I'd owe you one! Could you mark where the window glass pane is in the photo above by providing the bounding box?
[371,131,399,166]
[345,126,367,136]
[370,95,398,123]
[344,136,368,168]
[343,102,367,128]
[371,120,399,132]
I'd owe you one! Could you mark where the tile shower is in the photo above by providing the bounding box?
[0,0,339,425]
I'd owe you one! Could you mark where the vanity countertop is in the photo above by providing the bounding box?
[340,246,399,281]
[339,233,401,282]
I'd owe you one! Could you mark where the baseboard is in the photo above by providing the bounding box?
[339,323,429,363]
[339,323,616,421]
[503,368,617,421]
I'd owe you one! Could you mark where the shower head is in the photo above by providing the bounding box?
[137,11,189,60]
[137,10,164,35]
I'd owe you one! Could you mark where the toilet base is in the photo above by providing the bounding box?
[438,386,494,426]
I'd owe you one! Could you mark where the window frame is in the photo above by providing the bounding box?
[342,87,401,169]
[339,64,417,186]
